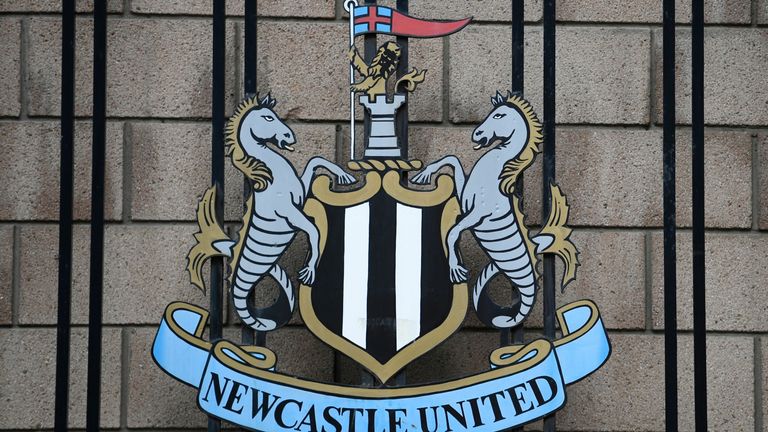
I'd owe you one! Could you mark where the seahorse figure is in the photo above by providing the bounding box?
[413,92,579,328]
[186,95,356,331]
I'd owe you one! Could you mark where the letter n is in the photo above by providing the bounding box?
[201,373,230,406]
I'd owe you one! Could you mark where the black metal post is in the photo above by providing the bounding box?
[662,0,678,429]
[542,0,556,429]
[85,1,107,430]
[395,0,409,161]
[507,0,525,352]
[691,0,707,428]
[209,0,226,430]
[54,1,76,430]
[393,0,409,387]
[242,0,261,348]
[359,0,378,388]
[511,0,524,94]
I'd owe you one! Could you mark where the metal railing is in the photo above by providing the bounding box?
[50,1,709,431]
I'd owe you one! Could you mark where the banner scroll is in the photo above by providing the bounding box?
[153,300,610,431]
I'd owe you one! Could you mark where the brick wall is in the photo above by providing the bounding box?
[0,0,766,430]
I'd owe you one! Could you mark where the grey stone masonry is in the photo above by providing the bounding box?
[0,4,765,430]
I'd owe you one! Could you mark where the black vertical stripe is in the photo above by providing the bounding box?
[86,2,107,430]
[691,0,707,427]
[242,0,258,348]
[542,0,557,428]
[209,2,226,430]
[420,202,453,337]
[313,205,346,336]
[55,1,76,429]
[662,0,678,428]
[366,192,398,363]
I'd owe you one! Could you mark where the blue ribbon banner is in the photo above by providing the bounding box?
[152,300,610,431]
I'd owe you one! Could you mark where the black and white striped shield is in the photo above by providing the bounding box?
[300,171,467,383]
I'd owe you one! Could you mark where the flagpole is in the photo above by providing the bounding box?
[345,0,358,160]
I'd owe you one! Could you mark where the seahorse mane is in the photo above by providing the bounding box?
[225,95,274,191]
[497,94,544,196]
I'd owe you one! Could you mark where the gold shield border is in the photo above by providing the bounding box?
[300,170,468,384]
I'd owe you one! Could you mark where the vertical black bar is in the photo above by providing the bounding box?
[395,0,408,160]
[691,0,707,428]
[662,0,678,428]
[511,0,524,93]
[360,0,377,387]
[243,0,257,97]
[363,0,377,152]
[209,0,226,430]
[86,1,107,430]
[242,0,257,348]
[508,0,525,351]
[542,0,556,429]
[394,0,409,387]
[54,1,75,430]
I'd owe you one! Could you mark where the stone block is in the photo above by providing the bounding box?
[249,21,347,121]
[653,28,768,126]
[0,121,123,221]
[0,19,20,116]
[18,224,215,325]
[27,18,236,118]
[0,227,12,325]
[410,0,543,23]
[450,26,650,125]
[0,0,122,12]
[0,328,121,429]
[557,0,750,24]
[651,231,768,331]
[131,0,335,17]
[522,128,752,228]
[760,0,768,24]
[405,37,444,122]
[555,334,753,431]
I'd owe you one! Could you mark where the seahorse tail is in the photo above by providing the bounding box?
[186,186,232,293]
[230,229,294,331]
[473,258,538,329]
[231,263,294,332]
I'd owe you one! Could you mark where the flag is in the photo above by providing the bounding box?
[353,6,471,38]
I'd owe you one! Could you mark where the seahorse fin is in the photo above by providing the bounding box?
[532,234,555,254]
[538,183,580,291]
[186,185,232,294]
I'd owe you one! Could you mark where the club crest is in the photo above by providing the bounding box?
[152,4,611,431]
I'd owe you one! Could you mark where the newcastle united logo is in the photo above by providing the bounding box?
[152,3,611,431]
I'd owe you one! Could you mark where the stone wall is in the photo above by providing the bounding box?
[0,0,766,430]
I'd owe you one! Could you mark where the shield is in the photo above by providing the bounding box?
[300,170,467,383]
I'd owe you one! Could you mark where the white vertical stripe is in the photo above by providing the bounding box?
[342,203,370,349]
[395,204,422,350]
